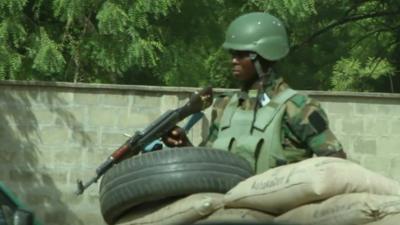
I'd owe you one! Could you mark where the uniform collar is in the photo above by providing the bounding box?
[264,71,289,99]
[237,70,289,104]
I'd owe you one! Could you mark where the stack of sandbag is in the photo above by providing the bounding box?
[116,193,224,225]
[275,193,400,225]
[364,213,400,225]
[195,208,275,224]
[223,157,400,225]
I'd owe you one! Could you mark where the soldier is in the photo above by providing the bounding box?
[163,12,346,173]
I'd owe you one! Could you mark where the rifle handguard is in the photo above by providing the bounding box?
[75,86,213,195]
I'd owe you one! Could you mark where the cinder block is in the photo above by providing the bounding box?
[70,128,97,147]
[160,94,179,113]
[39,126,70,145]
[40,90,74,106]
[78,212,106,225]
[133,94,161,106]
[25,192,50,206]
[364,117,390,136]
[74,92,100,105]
[9,169,37,183]
[327,115,342,135]
[117,111,158,129]
[0,105,39,126]
[324,102,355,115]
[60,188,86,206]
[354,103,378,115]
[390,118,400,134]
[83,147,113,164]
[376,136,400,156]
[44,169,69,184]
[342,117,364,135]
[0,88,41,106]
[35,148,55,166]
[376,104,400,116]
[100,93,130,107]
[31,107,55,125]
[346,153,364,165]
[100,132,129,146]
[353,137,376,155]
[43,206,84,225]
[335,134,352,152]
[389,157,400,182]
[87,192,102,207]
[360,155,392,177]
[54,148,85,167]
[87,107,121,127]
[0,148,26,165]
[55,106,86,122]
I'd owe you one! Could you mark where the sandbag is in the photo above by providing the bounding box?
[274,193,400,225]
[224,157,400,214]
[364,213,400,225]
[116,193,224,225]
[196,208,274,224]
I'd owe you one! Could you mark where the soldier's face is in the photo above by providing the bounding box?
[230,50,257,82]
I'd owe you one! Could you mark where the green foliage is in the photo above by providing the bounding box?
[97,2,128,34]
[32,28,66,74]
[0,0,27,16]
[247,0,317,20]
[204,48,235,88]
[332,57,395,91]
[253,0,400,92]
[53,0,87,26]
[0,0,399,92]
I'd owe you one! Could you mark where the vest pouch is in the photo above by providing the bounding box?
[233,136,264,171]
[212,136,234,151]
[253,88,298,132]
[218,94,238,130]
[253,104,281,132]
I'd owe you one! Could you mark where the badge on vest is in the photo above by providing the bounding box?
[259,93,270,106]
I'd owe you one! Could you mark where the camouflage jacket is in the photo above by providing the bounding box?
[201,76,343,157]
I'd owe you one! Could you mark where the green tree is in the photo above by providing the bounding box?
[0,0,181,83]
[259,0,400,92]
[0,0,399,92]
[208,0,400,92]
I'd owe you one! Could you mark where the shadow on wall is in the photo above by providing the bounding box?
[0,86,92,225]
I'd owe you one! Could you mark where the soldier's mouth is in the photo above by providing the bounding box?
[232,69,241,75]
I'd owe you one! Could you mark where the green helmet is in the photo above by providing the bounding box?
[223,12,289,61]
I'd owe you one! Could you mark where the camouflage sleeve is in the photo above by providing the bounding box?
[199,93,232,147]
[283,94,343,156]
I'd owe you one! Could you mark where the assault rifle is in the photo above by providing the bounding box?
[75,86,213,195]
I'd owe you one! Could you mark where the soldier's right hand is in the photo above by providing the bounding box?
[162,126,193,147]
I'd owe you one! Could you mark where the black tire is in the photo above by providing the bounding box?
[99,147,254,225]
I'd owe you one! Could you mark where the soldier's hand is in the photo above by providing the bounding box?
[162,126,193,147]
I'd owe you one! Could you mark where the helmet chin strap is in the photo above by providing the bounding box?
[249,53,272,81]
[249,53,272,134]
[254,59,268,78]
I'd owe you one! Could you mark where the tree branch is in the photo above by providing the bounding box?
[292,10,400,51]
[349,24,400,51]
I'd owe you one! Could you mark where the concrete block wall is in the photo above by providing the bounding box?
[0,81,399,225]
[315,93,400,181]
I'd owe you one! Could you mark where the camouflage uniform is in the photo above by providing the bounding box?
[201,74,343,168]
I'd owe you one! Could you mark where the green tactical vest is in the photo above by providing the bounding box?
[212,88,307,173]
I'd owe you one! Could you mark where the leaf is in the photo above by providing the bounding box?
[32,29,66,74]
